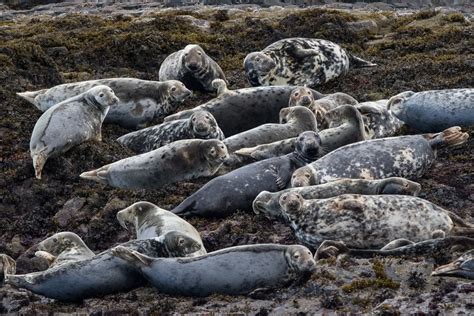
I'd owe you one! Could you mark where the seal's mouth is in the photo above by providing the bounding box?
[299,97,312,106]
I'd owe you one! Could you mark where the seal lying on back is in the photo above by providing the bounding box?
[35,232,95,268]
[116,201,206,256]
[172,131,322,217]
[4,232,201,302]
[112,243,316,296]
[18,78,191,128]
[30,85,118,179]
[159,44,227,92]
[164,86,324,136]
[80,139,228,189]
[278,192,472,249]
[388,89,474,132]
[356,99,404,138]
[244,38,376,87]
[117,110,225,154]
[291,126,469,187]
[432,250,474,280]
[253,177,421,220]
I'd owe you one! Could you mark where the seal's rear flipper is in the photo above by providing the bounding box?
[427,126,469,149]
[79,165,110,184]
[171,199,196,217]
[16,90,45,107]
[111,246,154,267]
[32,151,48,180]
[348,54,377,68]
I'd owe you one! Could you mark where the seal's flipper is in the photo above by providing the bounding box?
[447,211,474,228]
[426,126,469,149]
[431,250,474,279]
[314,240,349,260]
[32,151,48,180]
[111,246,154,267]
[348,54,377,68]
[285,43,318,60]
[234,147,256,158]
[171,199,196,217]
[357,104,382,115]
[17,90,45,107]
[380,239,414,251]
[35,251,57,266]
[80,165,110,184]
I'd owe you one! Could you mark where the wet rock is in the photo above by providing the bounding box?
[53,197,86,228]
[5,236,25,258]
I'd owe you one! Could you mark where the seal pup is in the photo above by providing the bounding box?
[291,126,469,187]
[172,131,322,217]
[164,85,324,136]
[388,89,474,132]
[117,110,225,154]
[356,99,404,138]
[116,201,206,256]
[34,232,95,268]
[253,177,421,220]
[112,243,316,296]
[159,44,227,92]
[4,232,201,301]
[432,250,474,280]
[18,78,192,128]
[30,85,118,179]
[278,192,473,249]
[80,139,228,189]
[244,38,376,87]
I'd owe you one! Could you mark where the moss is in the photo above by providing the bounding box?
[341,260,400,293]
[442,12,467,24]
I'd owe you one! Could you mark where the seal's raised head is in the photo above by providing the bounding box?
[86,85,119,110]
[387,91,415,117]
[291,167,314,188]
[285,245,316,273]
[182,44,208,73]
[295,131,322,161]
[165,80,192,103]
[201,139,229,163]
[244,52,276,86]
[116,201,157,231]
[161,231,202,257]
[279,192,305,216]
[279,106,316,126]
[190,111,218,137]
[37,232,86,254]
[377,177,421,196]
[253,190,274,216]
[289,86,315,107]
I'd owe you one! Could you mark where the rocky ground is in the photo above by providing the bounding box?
[0,3,473,314]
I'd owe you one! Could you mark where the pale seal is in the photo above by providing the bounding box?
[17,78,191,128]
[4,232,201,301]
[388,89,474,132]
[356,99,404,138]
[159,44,227,92]
[117,110,225,154]
[164,85,324,136]
[34,232,95,268]
[253,177,421,220]
[278,192,471,249]
[244,37,376,87]
[80,139,229,189]
[116,201,206,256]
[172,131,322,217]
[30,85,119,179]
[291,126,469,187]
[432,250,474,280]
[112,243,316,296]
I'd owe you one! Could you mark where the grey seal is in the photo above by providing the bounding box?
[80,139,228,189]
[244,37,376,87]
[388,89,474,132]
[18,78,191,128]
[116,201,206,256]
[159,44,227,92]
[356,99,404,138]
[253,177,421,220]
[172,131,322,217]
[112,243,316,296]
[432,250,474,280]
[30,85,118,179]
[117,110,225,154]
[4,232,201,302]
[291,126,469,187]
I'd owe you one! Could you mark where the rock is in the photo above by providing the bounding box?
[5,235,25,258]
[347,20,378,33]
[53,197,86,228]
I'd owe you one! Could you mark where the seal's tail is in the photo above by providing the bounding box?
[111,246,154,267]
[32,151,47,180]
[16,90,45,106]
[427,126,469,149]
[349,54,377,68]
[79,165,110,184]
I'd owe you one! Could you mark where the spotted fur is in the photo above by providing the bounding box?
[356,99,404,138]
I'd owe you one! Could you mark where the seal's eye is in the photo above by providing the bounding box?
[294,93,299,97]
[293,252,300,259]
[205,116,210,120]
[305,174,311,179]
[256,57,261,62]
[192,118,196,122]
[171,87,177,92]
[178,237,185,246]
[210,148,216,156]
[184,53,189,57]
[99,93,104,98]
[282,196,287,201]
[53,238,58,242]
[299,137,304,141]
[198,52,202,56]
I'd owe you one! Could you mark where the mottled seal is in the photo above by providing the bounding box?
[291,126,469,187]
[117,110,225,154]
[30,85,118,179]
[244,38,376,87]
[224,106,317,153]
[112,243,315,296]
[80,139,228,189]
[304,91,359,128]
[34,232,95,268]
[278,193,472,249]
[18,78,191,128]
[4,232,201,301]
[253,177,421,220]
[159,44,227,92]
[432,250,474,280]
[388,89,474,132]
[172,131,322,217]
[164,85,324,136]
[356,99,404,138]
[116,201,206,256]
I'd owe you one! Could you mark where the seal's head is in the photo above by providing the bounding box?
[279,106,317,130]
[285,245,316,273]
[116,201,158,231]
[387,91,415,119]
[189,111,219,138]
[243,52,276,86]
[37,232,86,255]
[253,190,282,219]
[289,86,315,108]
[291,166,315,188]
[182,44,208,73]
[86,85,119,112]
[161,231,202,257]
[295,131,322,162]
[166,80,192,103]
[376,177,421,196]
[201,139,229,164]
[279,192,305,219]
[431,250,474,280]
[211,79,228,95]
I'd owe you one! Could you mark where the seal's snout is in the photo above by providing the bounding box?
[187,63,199,71]
[301,96,312,105]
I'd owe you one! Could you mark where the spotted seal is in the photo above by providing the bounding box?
[356,99,404,138]
[112,243,316,296]
[279,192,473,249]
[159,44,227,92]
[291,126,469,187]
[172,131,322,217]
[117,110,224,154]
[388,89,474,133]
[80,139,228,189]
[18,78,191,128]
[4,232,201,301]
[30,85,118,179]
[253,177,421,220]
[164,86,324,136]
[116,201,206,256]
[34,232,95,268]
[244,38,376,87]
[432,250,474,280]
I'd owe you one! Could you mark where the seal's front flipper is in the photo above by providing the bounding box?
[111,246,154,267]
[314,240,349,260]
[285,43,318,60]
[35,251,56,267]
